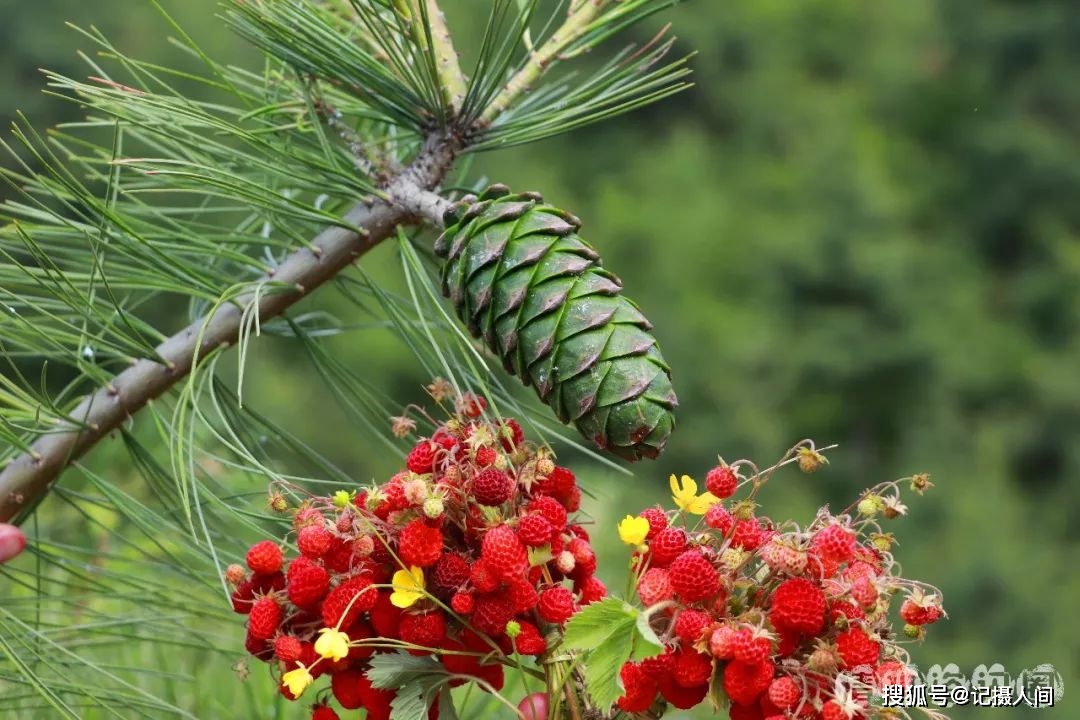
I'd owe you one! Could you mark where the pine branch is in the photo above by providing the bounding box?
[0,133,458,523]
[423,0,468,112]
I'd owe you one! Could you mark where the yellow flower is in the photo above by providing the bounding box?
[618,515,650,546]
[390,565,426,608]
[669,474,720,515]
[315,627,351,662]
[281,666,313,697]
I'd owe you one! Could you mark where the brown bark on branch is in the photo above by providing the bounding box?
[0,132,458,523]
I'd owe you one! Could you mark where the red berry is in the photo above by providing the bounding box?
[431,553,471,597]
[730,518,768,551]
[900,597,943,625]
[673,609,712,645]
[668,550,721,603]
[297,524,333,559]
[247,597,282,640]
[481,525,528,578]
[451,591,475,615]
[473,468,513,506]
[767,676,801,710]
[821,700,852,720]
[475,446,498,467]
[538,586,576,623]
[246,540,283,575]
[471,593,515,636]
[512,620,547,655]
[322,574,377,628]
[331,668,365,709]
[518,692,550,720]
[231,580,255,614]
[769,578,826,636]
[577,575,607,604]
[723,660,775,706]
[527,496,567,531]
[517,514,554,547]
[812,524,857,564]
[312,706,340,720]
[705,465,738,498]
[399,519,444,568]
[470,558,501,593]
[499,418,524,451]
[400,611,447,650]
[508,578,540,614]
[274,635,303,663]
[637,567,674,606]
[704,504,734,533]
[649,527,688,567]
[658,673,710,709]
[729,703,765,720]
[407,442,437,474]
[286,556,330,609]
[730,627,772,664]
[836,627,880,669]
[673,647,713,688]
[370,591,403,637]
[616,662,659,712]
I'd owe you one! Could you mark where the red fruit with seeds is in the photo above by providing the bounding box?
[322,574,377,628]
[705,503,735,533]
[274,635,303,663]
[731,518,768,551]
[900,598,943,625]
[673,647,714,688]
[247,597,282,640]
[709,625,738,659]
[471,593,515,636]
[509,578,540,614]
[286,556,330,609]
[527,496,567,531]
[231,580,255,614]
[649,527,688,567]
[769,578,826,636]
[517,514,554,547]
[706,465,738,498]
[475,445,497,467]
[669,549,721,603]
[836,627,880,669]
[658,673,710,709]
[246,540,283,575]
[481,525,528,578]
[332,668,365,709]
[538,586,575,623]
[767,676,801,710]
[729,703,765,720]
[432,553,471,597]
[821,700,851,720]
[245,630,273,661]
[406,441,437,474]
[812,524,857,564]
[399,519,444,568]
[723,659,775,705]
[637,567,674,606]
[513,620,547,655]
[674,609,712,645]
[568,537,597,577]
[730,627,772,664]
[297,524,333,559]
[578,575,607,604]
[400,611,448,650]
[617,662,659,712]
[470,558,501,593]
[451,591,474,615]
[312,706,340,720]
[473,468,513,506]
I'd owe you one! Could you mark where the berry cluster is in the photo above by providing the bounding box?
[616,452,945,720]
[228,398,603,719]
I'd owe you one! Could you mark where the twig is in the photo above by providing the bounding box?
[0,133,459,523]
[479,0,607,124]
[424,0,468,113]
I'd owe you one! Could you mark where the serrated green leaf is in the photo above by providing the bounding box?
[527,543,553,567]
[391,676,445,720]
[583,632,634,711]
[368,653,444,690]
[562,597,637,649]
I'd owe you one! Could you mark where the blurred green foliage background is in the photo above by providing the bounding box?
[1,0,1076,718]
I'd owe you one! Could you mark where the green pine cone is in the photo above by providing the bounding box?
[434,184,677,461]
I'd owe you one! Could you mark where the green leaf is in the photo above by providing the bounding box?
[367,653,444,690]
[562,597,637,650]
[562,598,664,711]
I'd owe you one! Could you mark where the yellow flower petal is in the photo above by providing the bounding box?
[618,515,651,546]
[390,565,426,609]
[315,627,351,662]
[687,491,721,515]
[281,666,313,697]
